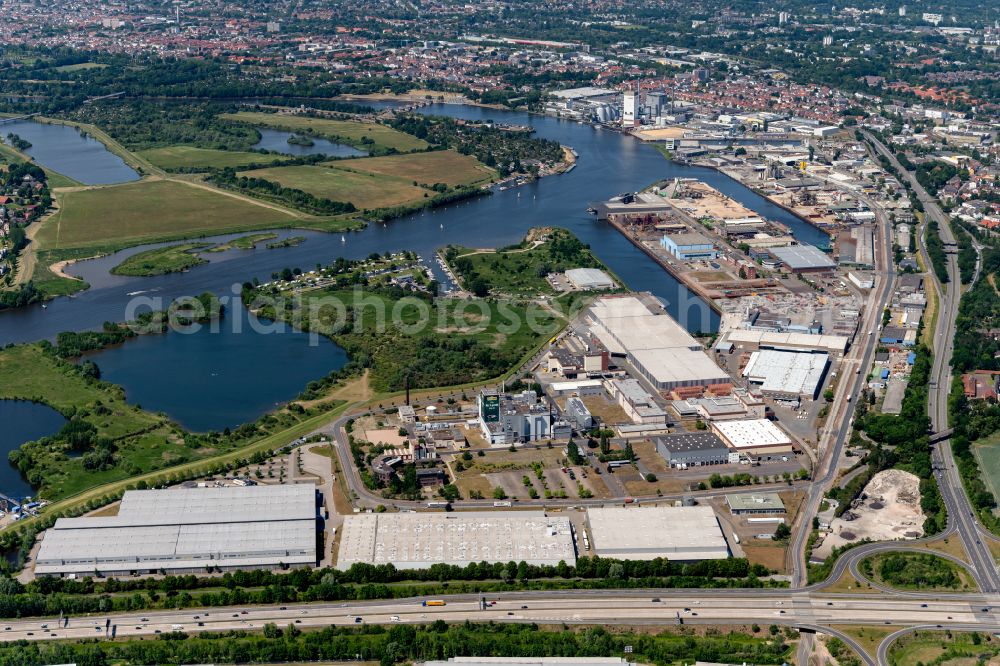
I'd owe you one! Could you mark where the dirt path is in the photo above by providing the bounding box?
[173,177,306,219]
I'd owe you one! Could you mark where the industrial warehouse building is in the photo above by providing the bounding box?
[654,432,734,467]
[726,493,786,515]
[586,506,729,561]
[336,511,576,570]
[34,486,318,577]
[564,267,616,291]
[587,295,730,391]
[723,329,849,355]
[659,232,718,260]
[769,244,837,272]
[742,349,830,400]
[711,419,794,460]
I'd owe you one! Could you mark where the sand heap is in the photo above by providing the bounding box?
[813,469,924,560]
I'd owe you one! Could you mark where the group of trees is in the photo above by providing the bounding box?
[388,114,564,178]
[0,621,791,666]
[854,344,946,533]
[208,169,356,216]
[0,556,774,620]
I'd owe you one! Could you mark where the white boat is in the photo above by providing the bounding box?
[439,223,444,229]
[341,235,346,243]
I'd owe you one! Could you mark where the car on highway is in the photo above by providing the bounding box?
[354,617,363,624]
[390,616,401,622]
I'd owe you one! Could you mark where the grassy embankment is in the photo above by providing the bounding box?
[444,227,620,297]
[219,111,429,153]
[888,630,1000,665]
[857,551,975,592]
[206,233,279,252]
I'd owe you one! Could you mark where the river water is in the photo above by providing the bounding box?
[1,120,139,185]
[0,104,830,434]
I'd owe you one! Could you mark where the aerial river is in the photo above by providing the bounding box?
[0,104,828,437]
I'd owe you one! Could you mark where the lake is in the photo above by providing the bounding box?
[84,305,349,433]
[253,128,368,158]
[0,401,65,500]
[1,119,139,185]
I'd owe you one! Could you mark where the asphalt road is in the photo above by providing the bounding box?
[6,590,1000,666]
[864,131,999,595]
[787,171,897,586]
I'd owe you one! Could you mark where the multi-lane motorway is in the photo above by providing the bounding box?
[4,590,1000,666]
[865,131,1000,595]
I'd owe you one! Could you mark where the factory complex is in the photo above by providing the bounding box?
[35,485,318,577]
[585,506,729,561]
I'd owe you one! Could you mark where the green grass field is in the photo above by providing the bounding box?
[110,242,211,276]
[240,164,429,209]
[220,111,428,153]
[38,179,295,250]
[858,551,974,592]
[138,146,288,170]
[334,149,495,187]
[54,62,108,72]
[889,631,1000,665]
[974,432,1000,504]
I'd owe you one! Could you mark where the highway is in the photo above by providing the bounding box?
[864,131,999,595]
[5,590,1000,666]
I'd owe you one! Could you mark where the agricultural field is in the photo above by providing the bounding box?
[37,179,295,251]
[220,111,428,153]
[110,242,211,276]
[333,149,495,187]
[137,146,287,170]
[239,164,429,209]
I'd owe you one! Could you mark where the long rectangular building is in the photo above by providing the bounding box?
[587,294,730,391]
[35,486,318,577]
[586,506,729,561]
[336,511,576,570]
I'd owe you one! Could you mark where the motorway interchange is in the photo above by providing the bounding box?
[3,137,998,666]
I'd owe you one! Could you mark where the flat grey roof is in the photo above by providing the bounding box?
[726,493,786,511]
[654,431,728,453]
[586,506,728,561]
[769,244,836,270]
[35,485,317,574]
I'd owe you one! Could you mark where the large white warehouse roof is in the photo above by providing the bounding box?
[586,506,729,561]
[743,349,829,398]
[336,511,576,570]
[35,485,317,576]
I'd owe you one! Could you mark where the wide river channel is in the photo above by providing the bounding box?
[0,104,830,492]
